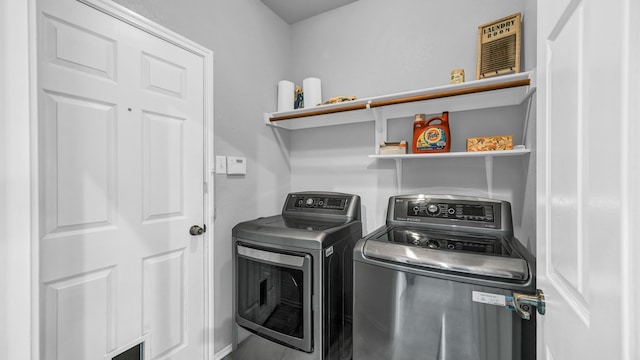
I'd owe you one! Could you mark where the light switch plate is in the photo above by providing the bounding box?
[227,156,247,175]
[215,156,227,174]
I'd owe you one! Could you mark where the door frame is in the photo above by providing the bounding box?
[1,0,39,359]
[1,0,215,358]
[622,0,640,357]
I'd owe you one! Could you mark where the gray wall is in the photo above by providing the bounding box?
[112,0,292,353]
[291,0,535,99]
[289,0,537,243]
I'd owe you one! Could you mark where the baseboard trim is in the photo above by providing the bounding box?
[213,344,232,360]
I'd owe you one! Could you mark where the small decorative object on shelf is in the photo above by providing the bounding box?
[379,141,408,155]
[277,80,295,111]
[476,13,521,79]
[294,85,304,109]
[466,135,514,152]
[302,77,322,107]
[450,69,465,84]
[320,95,358,105]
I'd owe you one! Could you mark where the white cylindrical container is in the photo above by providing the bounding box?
[277,80,295,111]
[302,77,322,108]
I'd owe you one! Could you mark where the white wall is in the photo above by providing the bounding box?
[289,0,538,245]
[112,0,292,352]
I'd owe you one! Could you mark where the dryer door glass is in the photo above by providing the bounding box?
[235,244,313,353]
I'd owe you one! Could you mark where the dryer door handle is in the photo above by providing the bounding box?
[237,244,306,268]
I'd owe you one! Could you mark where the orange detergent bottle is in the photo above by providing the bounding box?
[412,111,450,153]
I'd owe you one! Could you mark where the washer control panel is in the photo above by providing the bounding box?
[407,201,495,223]
[390,195,508,231]
[282,192,357,214]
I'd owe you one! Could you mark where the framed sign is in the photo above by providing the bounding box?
[476,13,522,79]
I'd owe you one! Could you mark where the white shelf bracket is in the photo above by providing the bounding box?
[485,155,494,197]
[395,158,403,194]
[521,87,537,149]
[372,106,385,155]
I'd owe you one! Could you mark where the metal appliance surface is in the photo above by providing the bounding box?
[233,191,362,360]
[353,194,536,360]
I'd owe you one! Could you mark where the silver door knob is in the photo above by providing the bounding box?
[189,225,205,236]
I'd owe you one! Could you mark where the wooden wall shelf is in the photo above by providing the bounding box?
[265,71,535,130]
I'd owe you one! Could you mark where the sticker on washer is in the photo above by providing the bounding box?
[325,246,334,257]
[505,296,515,310]
[472,291,508,306]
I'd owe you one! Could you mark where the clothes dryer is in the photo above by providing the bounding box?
[233,191,362,360]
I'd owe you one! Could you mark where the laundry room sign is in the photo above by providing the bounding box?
[476,12,522,79]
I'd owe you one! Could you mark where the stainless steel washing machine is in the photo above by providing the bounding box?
[232,191,362,360]
[353,194,540,360]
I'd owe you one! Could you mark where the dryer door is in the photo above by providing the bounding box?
[235,243,313,353]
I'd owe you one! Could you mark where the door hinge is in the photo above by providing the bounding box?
[512,289,546,320]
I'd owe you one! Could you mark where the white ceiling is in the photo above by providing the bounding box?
[260,0,359,24]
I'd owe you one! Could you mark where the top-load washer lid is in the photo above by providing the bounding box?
[362,226,529,280]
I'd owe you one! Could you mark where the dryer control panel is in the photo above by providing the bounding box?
[292,195,347,210]
[282,192,362,221]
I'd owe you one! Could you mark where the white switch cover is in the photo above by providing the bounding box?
[215,156,227,174]
[227,156,247,175]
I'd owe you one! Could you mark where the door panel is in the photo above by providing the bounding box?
[143,250,187,357]
[43,267,117,359]
[141,53,186,99]
[41,91,117,235]
[42,13,117,80]
[537,0,635,358]
[546,0,590,321]
[38,0,206,359]
[142,111,186,221]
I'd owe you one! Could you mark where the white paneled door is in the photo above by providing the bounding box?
[537,0,638,359]
[38,0,209,359]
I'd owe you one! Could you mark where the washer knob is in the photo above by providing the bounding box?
[305,198,314,206]
[427,204,439,214]
[426,240,440,249]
